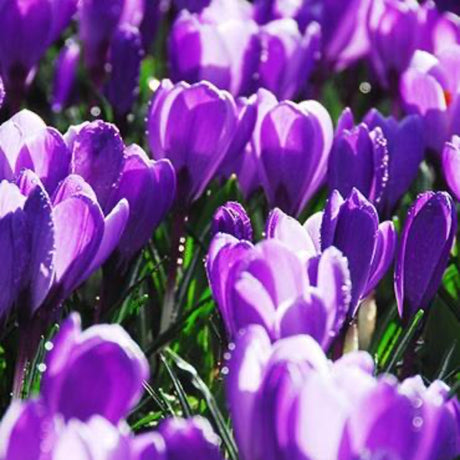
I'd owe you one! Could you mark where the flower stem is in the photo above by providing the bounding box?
[160,211,187,334]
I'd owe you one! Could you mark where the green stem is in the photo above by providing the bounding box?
[160,211,187,333]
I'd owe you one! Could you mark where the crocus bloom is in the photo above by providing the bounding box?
[226,325,460,460]
[105,25,144,120]
[256,19,320,99]
[400,45,460,152]
[52,39,81,113]
[67,120,176,268]
[211,201,253,240]
[254,92,333,216]
[321,188,397,315]
[321,0,371,70]
[41,313,148,423]
[364,108,425,215]
[367,0,420,88]
[78,0,125,85]
[328,108,389,206]
[147,79,240,205]
[169,10,261,96]
[395,191,457,322]
[443,135,460,201]
[206,231,351,348]
[0,0,78,106]
[254,0,371,71]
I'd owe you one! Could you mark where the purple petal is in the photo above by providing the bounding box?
[107,146,176,264]
[0,0,52,90]
[105,25,144,118]
[206,233,253,335]
[0,400,57,460]
[82,198,129,280]
[148,80,238,203]
[0,182,27,319]
[42,314,149,424]
[395,191,457,321]
[50,0,79,43]
[327,189,379,316]
[20,181,55,317]
[79,0,124,84]
[313,246,351,343]
[52,174,98,204]
[277,291,329,346]
[70,120,126,210]
[258,100,333,215]
[131,433,167,460]
[364,220,397,296]
[211,201,253,241]
[52,39,81,112]
[226,325,272,460]
[168,12,232,91]
[265,207,318,259]
[443,136,460,201]
[159,417,223,460]
[52,194,104,294]
[16,127,71,195]
[320,189,345,250]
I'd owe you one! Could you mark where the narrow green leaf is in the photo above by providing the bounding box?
[165,348,238,460]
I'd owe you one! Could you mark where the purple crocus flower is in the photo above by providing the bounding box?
[206,231,351,348]
[78,0,125,85]
[394,191,457,322]
[254,92,333,216]
[367,0,420,89]
[211,201,253,240]
[147,79,239,205]
[321,188,397,315]
[254,0,371,71]
[0,111,175,315]
[328,108,389,207]
[443,135,460,201]
[256,19,320,100]
[169,10,261,96]
[41,313,148,423]
[321,0,372,70]
[67,120,176,268]
[52,39,81,113]
[0,0,78,108]
[364,108,425,215]
[226,325,460,460]
[105,25,144,120]
[400,45,460,152]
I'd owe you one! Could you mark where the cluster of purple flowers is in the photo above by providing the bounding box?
[0,0,459,458]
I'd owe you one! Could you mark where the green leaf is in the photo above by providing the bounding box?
[164,348,238,460]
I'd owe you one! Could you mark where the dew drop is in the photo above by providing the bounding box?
[44,341,54,352]
[412,416,423,430]
[90,106,101,117]
[37,363,47,373]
